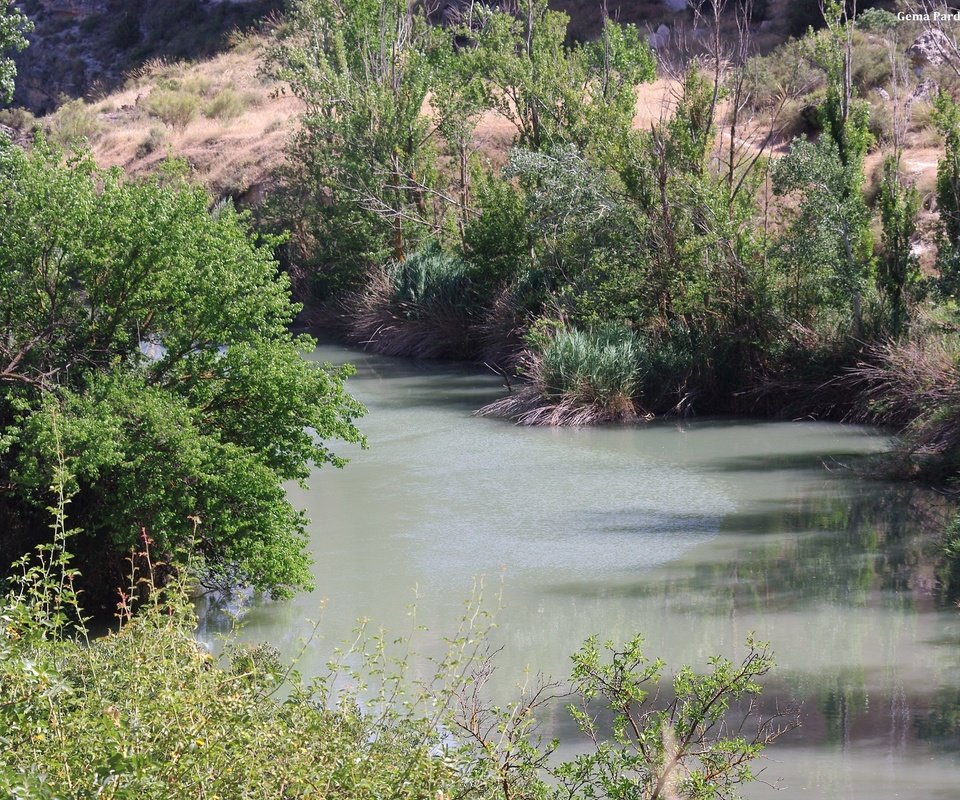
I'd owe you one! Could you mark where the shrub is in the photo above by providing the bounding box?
[0,541,487,799]
[124,58,183,92]
[910,100,936,135]
[333,243,480,359]
[143,87,200,128]
[867,89,893,144]
[46,98,102,147]
[743,39,825,112]
[463,171,530,297]
[856,7,899,33]
[0,521,791,800]
[850,31,893,92]
[134,125,165,158]
[389,242,474,314]
[0,105,37,132]
[181,73,213,97]
[203,87,248,121]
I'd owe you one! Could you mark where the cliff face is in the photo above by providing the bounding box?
[10,0,282,112]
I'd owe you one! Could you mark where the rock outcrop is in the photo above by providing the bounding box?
[907,28,953,68]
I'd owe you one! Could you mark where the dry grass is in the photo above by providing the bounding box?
[478,382,642,426]
[848,336,960,427]
[845,334,960,476]
[633,78,680,129]
[58,41,301,201]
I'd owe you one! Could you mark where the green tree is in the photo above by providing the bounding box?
[473,0,655,159]
[814,0,874,329]
[876,156,919,336]
[773,2,873,330]
[772,136,871,323]
[0,144,364,598]
[430,27,490,245]
[0,0,30,105]
[267,0,446,293]
[934,91,960,297]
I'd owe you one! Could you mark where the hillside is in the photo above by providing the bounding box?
[4,11,940,263]
[7,33,683,208]
[7,0,891,113]
[9,0,283,113]
[0,0,942,278]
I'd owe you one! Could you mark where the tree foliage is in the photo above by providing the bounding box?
[934,91,960,297]
[0,0,30,105]
[268,0,655,296]
[267,0,445,291]
[471,0,655,158]
[265,0,957,438]
[772,135,871,321]
[557,634,785,800]
[876,156,919,336]
[0,143,364,598]
[773,2,873,330]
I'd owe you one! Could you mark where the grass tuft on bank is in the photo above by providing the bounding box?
[479,324,649,425]
[329,244,482,360]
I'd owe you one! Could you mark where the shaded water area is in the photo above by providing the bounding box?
[197,342,960,798]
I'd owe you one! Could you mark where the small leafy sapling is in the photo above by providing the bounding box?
[554,635,796,800]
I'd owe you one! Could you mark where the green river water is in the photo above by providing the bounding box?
[197,341,960,799]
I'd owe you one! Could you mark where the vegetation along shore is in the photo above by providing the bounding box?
[2,0,960,797]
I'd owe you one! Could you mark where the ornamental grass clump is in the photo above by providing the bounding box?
[540,326,642,405]
[389,243,474,313]
[480,324,648,425]
[333,243,481,359]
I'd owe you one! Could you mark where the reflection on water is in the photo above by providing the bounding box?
[196,343,960,799]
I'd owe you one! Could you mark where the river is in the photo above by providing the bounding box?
[197,341,960,799]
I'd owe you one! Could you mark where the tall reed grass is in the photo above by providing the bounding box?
[847,333,960,478]
[330,244,481,359]
[480,324,649,425]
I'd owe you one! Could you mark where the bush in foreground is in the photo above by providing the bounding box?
[0,523,793,800]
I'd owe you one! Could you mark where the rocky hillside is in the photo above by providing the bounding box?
[2,0,936,230]
[9,0,282,112]
[5,0,804,113]
[12,0,901,114]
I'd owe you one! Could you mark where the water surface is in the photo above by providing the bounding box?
[197,342,960,798]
